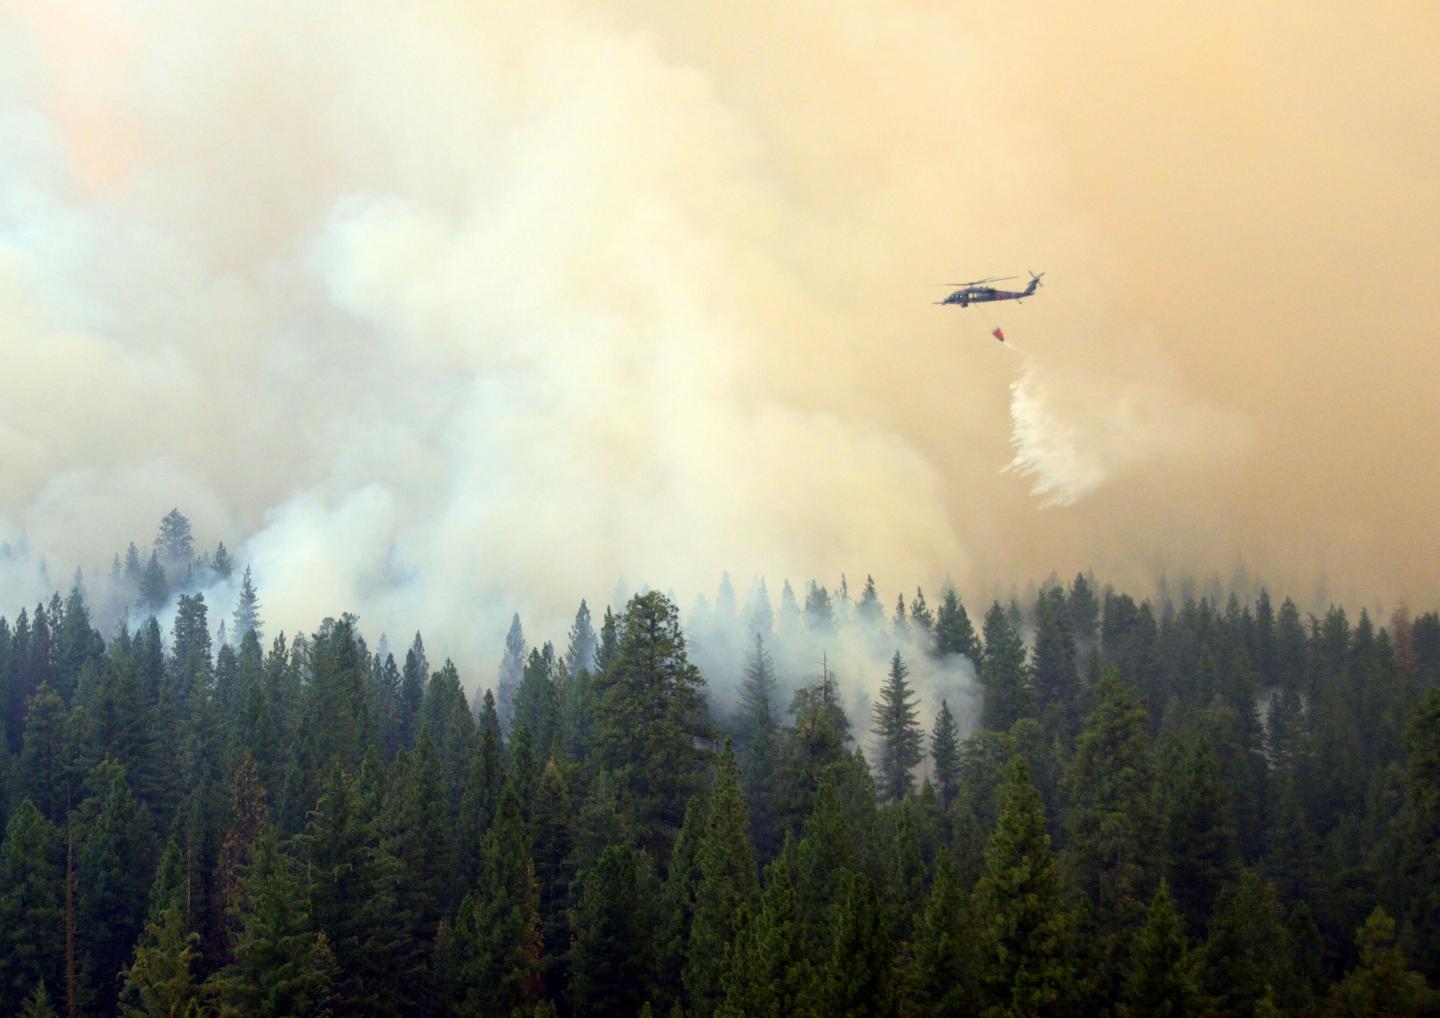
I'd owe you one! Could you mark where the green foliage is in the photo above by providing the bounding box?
[1120,880,1205,1018]
[569,845,659,1017]
[720,840,821,1018]
[980,602,1031,731]
[119,899,201,1018]
[913,848,979,1015]
[973,758,1078,1017]
[0,799,65,1016]
[821,871,894,1017]
[209,826,335,1017]
[592,591,711,857]
[684,743,760,1014]
[1327,907,1436,1017]
[20,981,59,1018]
[1061,665,1162,982]
[929,698,961,810]
[870,652,922,804]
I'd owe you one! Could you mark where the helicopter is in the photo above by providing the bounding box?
[937,271,1044,308]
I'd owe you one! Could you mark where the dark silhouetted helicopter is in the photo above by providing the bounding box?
[937,271,1044,308]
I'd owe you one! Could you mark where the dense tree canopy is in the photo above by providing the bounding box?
[1,526,1438,1015]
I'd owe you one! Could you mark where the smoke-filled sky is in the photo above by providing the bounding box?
[2,1,1437,670]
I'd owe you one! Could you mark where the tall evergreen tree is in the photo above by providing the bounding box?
[592,591,711,857]
[684,743,760,1015]
[566,599,598,675]
[156,509,195,573]
[568,845,659,1017]
[871,652,923,802]
[737,634,782,858]
[497,613,527,733]
[139,551,169,611]
[1061,667,1162,960]
[531,760,574,1005]
[913,847,979,1015]
[719,839,819,1018]
[232,566,263,645]
[1398,689,1440,980]
[437,786,540,1016]
[980,602,1030,731]
[1327,907,1436,1017]
[210,826,335,1017]
[1120,880,1205,1018]
[972,758,1078,1017]
[804,582,836,635]
[0,800,65,1015]
[73,762,152,1014]
[821,871,894,1018]
[930,698,961,810]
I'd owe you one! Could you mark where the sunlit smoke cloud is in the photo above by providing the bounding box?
[2,0,1438,682]
[1006,353,1252,509]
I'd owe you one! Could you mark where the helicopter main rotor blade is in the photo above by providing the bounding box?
[946,275,1017,286]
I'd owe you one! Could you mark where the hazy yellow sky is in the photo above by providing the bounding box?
[1,0,1437,656]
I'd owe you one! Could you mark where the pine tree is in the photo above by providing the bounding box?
[972,758,1078,1017]
[210,826,335,1017]
[779,580,802,633]
[398,632,427,750]
[419,659,477,814]
[497,613,527,733]
[909,587,934,635]
[212,541,235,580]
[513,647,561,762]
[684,743,760,1014]
[216,751,268,943]
[531,760,574,1004]
[913,848,979,1015]
[1327,907,1436,1017]
[821,871,893,1017]
[232,566,263,645]
[1197,870,1298,1016]
[156,509,195,573]
[382,731,452,1000]
[1398,689,1440,980]
[118,899,200,1018]
[73,762,152,1014]
[566,599,598,675]
[298,764,406,1015]
[437,787,540,1016]
[1031,586,1079,738]
[1120,880,1205,1018]
[804,582,836,635]
[892,593,909,641]
[1166,736,1241,934]
[871,652,923,802]
[140,551,169,610]
[20,982,58,1018]
[592,591,710,857]
[930,699,961,810]
[1061,667,1162,958]
[854,575,883,628]
[720,839,820,1018]
[18,684,72,822]
[934,588,981,661]
[0,800,65,1015]
[980,602,1030,731]
[569,845,659,1017]
[737,634,782,859]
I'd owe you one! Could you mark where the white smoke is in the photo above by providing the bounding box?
[1006,347,1252,509]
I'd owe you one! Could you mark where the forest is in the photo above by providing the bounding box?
[1,511,1439,1016]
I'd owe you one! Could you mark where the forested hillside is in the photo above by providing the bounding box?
[2,527,1439,1015]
